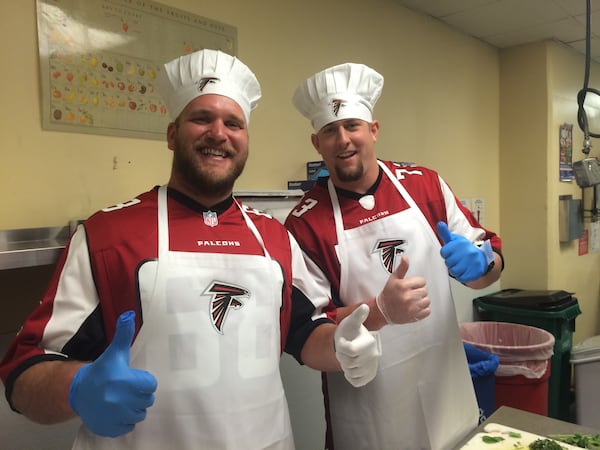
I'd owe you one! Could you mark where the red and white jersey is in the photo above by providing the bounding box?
[0,187,331,403]
[285,160,502,320]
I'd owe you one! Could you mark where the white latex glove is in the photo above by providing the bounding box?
[334,304,381,387]
[375,256,431,324]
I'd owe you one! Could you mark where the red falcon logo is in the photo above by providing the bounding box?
[204,281,249,334]
[373,239,406,273]
[331,99,345,117]
[197,77,220,92]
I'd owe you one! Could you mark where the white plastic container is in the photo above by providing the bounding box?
[570,335,600,428]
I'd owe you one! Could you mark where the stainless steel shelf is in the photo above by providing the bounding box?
[0,226,69,270]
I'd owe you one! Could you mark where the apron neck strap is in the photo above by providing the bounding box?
[158,185,169,260]
[234,198,271,259]
[157,186,271,260]
[378,161,419,210]
[328,160,418,236]
[327,178,345,239]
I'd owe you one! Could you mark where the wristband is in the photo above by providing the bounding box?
[480,240,495,265]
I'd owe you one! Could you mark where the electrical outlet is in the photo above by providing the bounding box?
[472,198,485,225]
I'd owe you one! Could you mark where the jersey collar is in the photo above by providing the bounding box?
[160,185,234,214]
[316,166,383,200]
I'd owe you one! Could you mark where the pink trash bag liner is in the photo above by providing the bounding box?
[460,321,555,378]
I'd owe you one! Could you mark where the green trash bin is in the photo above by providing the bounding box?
[473,289,581,421]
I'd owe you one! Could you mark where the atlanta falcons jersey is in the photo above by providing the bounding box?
[284,160,503,316]
[0,187,331,408]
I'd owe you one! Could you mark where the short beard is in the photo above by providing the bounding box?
[172,136,246,199]
[335,160,364,183]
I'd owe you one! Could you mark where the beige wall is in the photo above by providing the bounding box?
[499,42,549,287]
[500,41,600,343]
[0,0,499,231]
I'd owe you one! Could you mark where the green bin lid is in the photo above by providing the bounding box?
[475,288,577,311]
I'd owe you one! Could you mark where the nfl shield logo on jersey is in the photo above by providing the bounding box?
[203,210,218,227]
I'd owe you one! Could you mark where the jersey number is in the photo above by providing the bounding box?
[395,168,423,180]
[291,198,318,218]
[101,198,141,212]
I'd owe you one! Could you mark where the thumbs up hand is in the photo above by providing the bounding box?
[69,311,157,437]
[375,256,430,324]
[436,222,491,284]
[334,304,381,387]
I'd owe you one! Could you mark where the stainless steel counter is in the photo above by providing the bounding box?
[454,406,600,449]
[0,226,69,270]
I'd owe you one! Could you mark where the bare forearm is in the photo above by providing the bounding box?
[11,360,84,424]
[299,324,341,372]
[333,302,387,331]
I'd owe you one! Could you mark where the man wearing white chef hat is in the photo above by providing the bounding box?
[285,62,504,450]
[0,49,382,450]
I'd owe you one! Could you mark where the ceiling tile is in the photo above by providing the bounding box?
[553,0,600,16]
[574,11,600,37]
[568,36,600,58]
[486,17,586,48]
[392,0,600,63]
[442,0,570,38]
[395,0,497,17]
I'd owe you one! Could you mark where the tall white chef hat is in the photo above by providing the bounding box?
[292,63,384,132]
[156,49,261,124]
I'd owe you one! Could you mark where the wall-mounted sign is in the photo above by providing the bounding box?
[559,123,574,182]
[578,228,589,255]
[36,0,237,140]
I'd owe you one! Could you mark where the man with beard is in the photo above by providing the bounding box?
[0,50,381,450]
[285,62,504,450]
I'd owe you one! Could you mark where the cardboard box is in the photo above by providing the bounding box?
[287,180,316,192]
[307,161,328,180]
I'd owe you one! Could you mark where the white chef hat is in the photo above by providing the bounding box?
[156,49,261,124]
[292,63,384,132]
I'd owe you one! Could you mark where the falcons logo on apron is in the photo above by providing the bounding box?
[204,281,249,334]
[373,239,406,273]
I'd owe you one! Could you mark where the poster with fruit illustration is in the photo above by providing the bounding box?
[36,0,237,140]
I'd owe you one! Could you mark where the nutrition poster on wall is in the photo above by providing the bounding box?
[36,0,237,140]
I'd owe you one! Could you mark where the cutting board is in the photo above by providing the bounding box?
[460,423,581,449]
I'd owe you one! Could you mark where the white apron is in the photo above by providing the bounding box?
[73,185,294,450]
[326,162,478,450]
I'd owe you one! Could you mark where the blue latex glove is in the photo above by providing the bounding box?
[69,311,157,437]
[436,222,492,283]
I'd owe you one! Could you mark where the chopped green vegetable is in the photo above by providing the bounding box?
[480,432,523,446]
[482,435,505,443]
[548,433,600,449]
[529,438,566,450]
